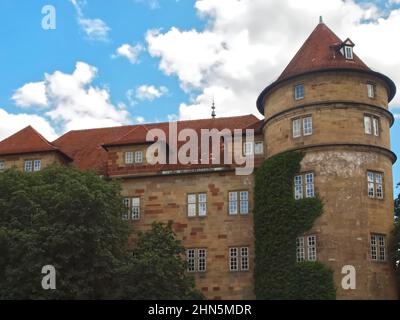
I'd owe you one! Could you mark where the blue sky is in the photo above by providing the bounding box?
[0,0,399,194]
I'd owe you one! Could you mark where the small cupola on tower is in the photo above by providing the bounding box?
[340,38,355,60]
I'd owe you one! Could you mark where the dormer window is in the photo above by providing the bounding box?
[344,46,353,60]
[340,38,355,60]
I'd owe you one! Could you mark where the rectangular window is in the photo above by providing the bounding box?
[125,152,134,164]
[229,247,249,272]
[345,46,353,60]
[293,116,312,138]
[122,198,130,220]
[229,191,249,215]
[24,160,33,172]
[371,234,386,261]
[294,173,315,200]
[243,142,254,156]
[367,171,384,199]
[33,160,41,172]
[303,116,313,136]
[0,161,5,171]
[135,151,143,163]
[131,197,141,220]
[364,115,379,136]
[187,193,207,217]
[367,83,375,98]
[254,141,264,155]
[187,249,207,273]
[296,235,317,262]
[122,198,141,220]
[228,192,238,215]
[293,118,302,138]
[294,84,304,100]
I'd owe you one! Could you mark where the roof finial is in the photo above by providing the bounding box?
[319,16,323,24]
[211,98,216,119]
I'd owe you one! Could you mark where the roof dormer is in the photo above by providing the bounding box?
[340,38,355,60]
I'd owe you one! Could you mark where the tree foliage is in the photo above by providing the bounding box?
[0,165,200,300]
[393,184,400,295]
[254,151,336,300]
[115,223,202,300]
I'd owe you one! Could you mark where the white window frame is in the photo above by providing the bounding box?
[254,141,264,155]
[371,234,386,261]
[134,151,143,164]
[293,116,312,138]
[367,83,375,98]
[296,235,317,262]
[24,160,33,172]
[243,141,254,156]
[187,193,207,217]
[344,46,353,60]
[0,160,5,171]
[125,152,134,164]
[229,247,249,272]
[364,115,379,136]
[294,84,304,100]
[187,248,207,273]
[294,173,315,200]
[367,171,384,199]
[122,197,141,220]
[33,160,41,172]
[229,191,249,215]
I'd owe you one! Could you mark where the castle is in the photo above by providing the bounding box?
[0,22,397,299]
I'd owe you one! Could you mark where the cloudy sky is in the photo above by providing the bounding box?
[0,0,400,191]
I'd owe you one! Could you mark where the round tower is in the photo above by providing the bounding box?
[257,21,398,299]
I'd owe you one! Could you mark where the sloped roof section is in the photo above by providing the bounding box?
[278,22,370,81]
[51,115,262,175]
[256,22,397,114]
[0,126,62,156]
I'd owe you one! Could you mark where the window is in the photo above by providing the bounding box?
[135,151,143,163]
[294,173,315,200]
[254,141,264,155]
[229,247,249,272]
[187,193,207,217]
[294,84,304,100]
[344,46,353,60]
[125,152,134,164]
[122,197,141,220]
[243,142,254,156]
[367,83,375,98]
[187,248,207,272]
[292,116,312,138]
[371,234,386,261]
[33,160,41,172]
[0,161,5,171]
[24,160,33,172]
[367,171,384,199]
[364,115,379,136]
[296,235,317,262]
[229,191,249,215]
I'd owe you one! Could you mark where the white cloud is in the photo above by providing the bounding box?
[70,0,110,41]
[12,82,48,108]
[135,0,161,10]
[136,85,168,101]
[12,62,130,132]
[146,0,400,120]
[135,116,146,123]
[0,108,57,141]
[113,43,144,64]
[126,85,168,106]
[394,114,400,119]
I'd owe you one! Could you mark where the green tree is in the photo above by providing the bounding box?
[393,184,400,294]
[0,165,201,300]
[115,222,202,300]
[0,165,129,299]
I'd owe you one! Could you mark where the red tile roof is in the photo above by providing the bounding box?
[256,22,397,114]
[51,115,262,175]
[278,22,370,81]
[0,126,70,160]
